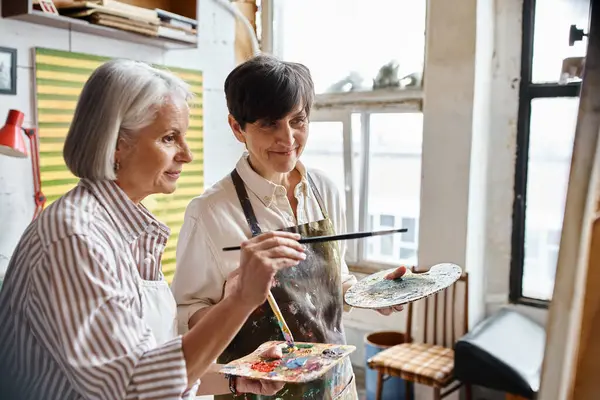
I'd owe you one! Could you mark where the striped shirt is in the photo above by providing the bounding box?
[0,179,197,400]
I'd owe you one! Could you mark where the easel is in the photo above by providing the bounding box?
[539,0,600,399]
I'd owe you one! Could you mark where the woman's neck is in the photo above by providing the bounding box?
[247,154,300,192]
[115,179,145,205]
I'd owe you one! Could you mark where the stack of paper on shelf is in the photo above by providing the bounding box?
[155,8,197,43]
[54,0,197,44]
[55,0,160,37]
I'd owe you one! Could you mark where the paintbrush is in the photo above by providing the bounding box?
[266,291,295,347]
[222,227,408,252]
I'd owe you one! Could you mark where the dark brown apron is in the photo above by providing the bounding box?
[216,170,355,400]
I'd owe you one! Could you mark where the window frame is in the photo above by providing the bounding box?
[509,0,587,307]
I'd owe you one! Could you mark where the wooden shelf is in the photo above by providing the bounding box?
[2,5,198,49]
[314,87,424,111]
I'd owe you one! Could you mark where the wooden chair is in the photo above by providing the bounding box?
[367,269,470,400]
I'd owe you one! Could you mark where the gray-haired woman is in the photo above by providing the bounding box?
[0,59,306,400]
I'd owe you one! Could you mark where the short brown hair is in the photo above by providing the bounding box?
[224,54,315,129]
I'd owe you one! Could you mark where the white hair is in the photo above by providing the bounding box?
[63,59,193,180]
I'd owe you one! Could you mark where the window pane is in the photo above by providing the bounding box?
[524,230,540,259]
[365,113,423,264]
[532,0,590,83]
[547,248,559,281]
[380,214,395,227]
[401,217,416,243]
[399,247,416,261]
[275,0,426,94]
[522,98,579,300]
[301,121,346,205]
[547,229,562,246]
[381,236,394,256]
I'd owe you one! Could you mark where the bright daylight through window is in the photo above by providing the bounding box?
[274,0,425,94]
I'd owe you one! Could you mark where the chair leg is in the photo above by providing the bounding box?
[506,395,528,400]
[375,372,384,400]
[433,387,442,400]
[464,384,473,400]
[404,379,411,400]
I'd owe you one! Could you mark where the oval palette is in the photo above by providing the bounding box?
[344,263,463,309]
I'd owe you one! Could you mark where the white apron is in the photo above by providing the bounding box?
[138,277,211,400]
[139,278,178,346]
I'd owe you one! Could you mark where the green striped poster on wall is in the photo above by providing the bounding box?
[34,47,204,282]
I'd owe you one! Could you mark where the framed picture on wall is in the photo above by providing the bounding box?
[0,47,17,95]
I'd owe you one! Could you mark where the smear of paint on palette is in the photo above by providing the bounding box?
[322,348,344,359]
[251,360,281,372]
[284,357,309,369]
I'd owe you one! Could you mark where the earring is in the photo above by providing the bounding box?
[114,161,120,172]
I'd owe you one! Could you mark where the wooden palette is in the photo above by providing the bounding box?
[219,341,356,383]
[344,263,463,309]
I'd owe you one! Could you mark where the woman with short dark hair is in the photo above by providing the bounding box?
[172,54,406,400]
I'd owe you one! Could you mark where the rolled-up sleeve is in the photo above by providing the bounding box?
[29,234,195,400]
[171,202,227,334]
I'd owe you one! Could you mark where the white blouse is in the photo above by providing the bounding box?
[172,154,356,334]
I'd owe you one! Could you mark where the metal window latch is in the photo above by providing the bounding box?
[569,24,589,46]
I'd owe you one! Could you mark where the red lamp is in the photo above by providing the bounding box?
[0,109,46,219]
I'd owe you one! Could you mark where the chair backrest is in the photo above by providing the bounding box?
[404,268,469,348]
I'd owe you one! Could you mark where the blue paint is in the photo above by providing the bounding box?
[285,356,309,369]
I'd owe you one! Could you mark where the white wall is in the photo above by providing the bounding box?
[0,0,243,278]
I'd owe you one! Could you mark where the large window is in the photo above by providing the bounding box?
[510,0,591,305]
[270,0,427,270]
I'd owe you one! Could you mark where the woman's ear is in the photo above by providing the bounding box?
[113,136,131,169]
[228,114,246,144]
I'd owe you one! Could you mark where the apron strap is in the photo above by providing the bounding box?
[230,169,263,237]
[306,173,329,220]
